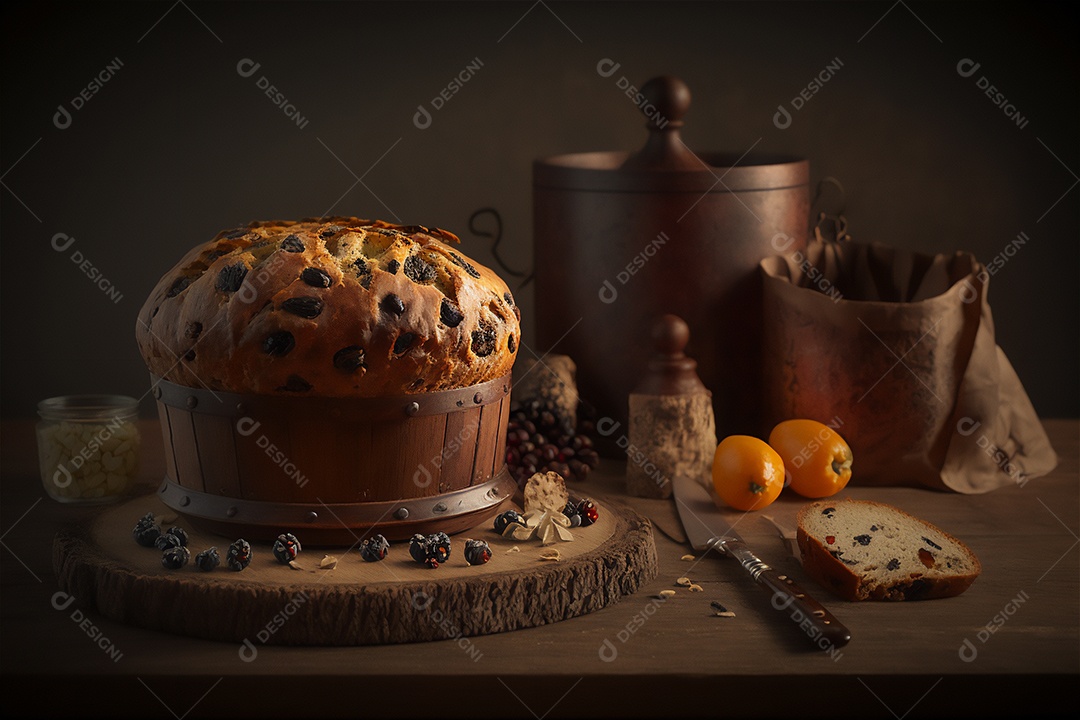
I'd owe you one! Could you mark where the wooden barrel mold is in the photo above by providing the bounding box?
[151,374,514,544]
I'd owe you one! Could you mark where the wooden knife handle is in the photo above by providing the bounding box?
[718,538,851,651]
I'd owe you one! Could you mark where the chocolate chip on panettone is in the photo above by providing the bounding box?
[282,296,324,319]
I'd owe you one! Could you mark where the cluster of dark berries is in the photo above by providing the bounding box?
[505,400,600,489]
[563,498,598,527]
[409,532,452,568]
[463,539,491,566]
[272,532,302,564]
[359,534,390,562]
[131,512,238,571]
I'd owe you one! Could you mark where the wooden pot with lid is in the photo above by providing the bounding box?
[533,75,809,447]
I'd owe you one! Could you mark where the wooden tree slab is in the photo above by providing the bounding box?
[53,493,657,646]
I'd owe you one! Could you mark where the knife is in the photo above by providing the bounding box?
[673,475,851,650]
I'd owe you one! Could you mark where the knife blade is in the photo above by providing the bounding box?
[673,475,851,650]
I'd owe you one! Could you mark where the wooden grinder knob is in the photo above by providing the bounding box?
[620,75,703,171]
[633,314,709,396]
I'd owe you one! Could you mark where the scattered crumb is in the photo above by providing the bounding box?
[681,554,696,561]
[318,555,338,569]
[676,577,692,587]
[539,549,561,562]
[506,546,520,554]
[287,560,304,571]
[688,584,704,592]
[658,590,676,598]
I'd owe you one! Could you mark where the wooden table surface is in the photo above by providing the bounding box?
[2,418,1077,719]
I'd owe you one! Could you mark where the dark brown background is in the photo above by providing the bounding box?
[2,1,1077,419]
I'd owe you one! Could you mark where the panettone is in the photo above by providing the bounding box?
[136,217,520,396]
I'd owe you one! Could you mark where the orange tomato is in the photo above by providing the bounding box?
[768,419,853,499]
[712,435,785,511]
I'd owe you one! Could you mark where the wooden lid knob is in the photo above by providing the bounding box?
[632,314,709,396]
[620,75,703,172]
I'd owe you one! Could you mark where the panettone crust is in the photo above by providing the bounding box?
[136,217,520,396]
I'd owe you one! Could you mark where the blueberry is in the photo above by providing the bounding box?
[227,539,252,571]
[494,510,525,535]
[272,532,301,564]
[464,539,491,566]
[195,547,220,572]
[359,534,390,562]
[161,545,190,570]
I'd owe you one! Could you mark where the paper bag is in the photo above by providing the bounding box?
[760,240,1056,492]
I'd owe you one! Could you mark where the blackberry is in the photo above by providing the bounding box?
[494,510,526,535]
[272,532,302,564]
[161,545,190,570]
[155,532,182,551]
[227,539,252,571]
[164,526,188,546]
[359,534,390,562]
[408,534,429,564]
[427,532,451,563]
[133,513,160,547]
[464,539,492,566]
[562,501,582,528]
[195,547,220,572]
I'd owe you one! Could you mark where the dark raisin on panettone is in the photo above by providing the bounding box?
[447,250,481,278]
[184,349,196,362]
[263,331,296,356]
[184,321,203,340]
[393,333,415,355]
[353,259,373,289]
[471,321,496,357]
[320,225,342,239]
[301,267,332,288]
[439,299,464,328]
[165,277,191,298]
[886,558,901,571]
[854,534,872,546]
[449,252,481,279]
[922,536,943,550]
[404,255,437,284]
[508,335,516,353]
[282,297,323,319]
[381,294,406,316]
[386,259,400,274]
[504,292,514,306]
[281,235,305,253]
[216,263,248,293]
[333,346,366,372]
[279,374,312,392]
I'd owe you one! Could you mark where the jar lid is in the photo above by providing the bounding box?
[534,75,808,193]
[38,395,139,420]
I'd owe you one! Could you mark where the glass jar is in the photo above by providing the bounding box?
[37,395,141,504]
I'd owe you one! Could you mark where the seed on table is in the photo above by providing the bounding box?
[681,554,696,561]
[676,577,692,587]
[658,590,676,598]
[688,584,704,592]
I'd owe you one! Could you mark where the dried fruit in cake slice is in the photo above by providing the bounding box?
[796,499,981,601]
